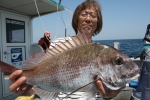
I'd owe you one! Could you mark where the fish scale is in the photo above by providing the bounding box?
[0,33,140,100]
[24,44,100,92]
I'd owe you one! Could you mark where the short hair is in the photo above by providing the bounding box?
[72,0,103,36]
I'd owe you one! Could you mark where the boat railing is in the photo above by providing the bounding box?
[30,43,44,55]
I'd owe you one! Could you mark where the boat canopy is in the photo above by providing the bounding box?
[0,0,64,17]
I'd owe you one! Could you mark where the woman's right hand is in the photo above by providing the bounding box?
[9,70,34,96]
[96,80,125,99]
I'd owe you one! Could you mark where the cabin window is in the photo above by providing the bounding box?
[6,18,25,43]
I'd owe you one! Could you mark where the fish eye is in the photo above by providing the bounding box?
[115,56,123,65]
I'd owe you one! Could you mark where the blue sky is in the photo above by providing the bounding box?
[33,0,150,43]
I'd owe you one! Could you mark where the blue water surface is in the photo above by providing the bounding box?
[94,39,144,58]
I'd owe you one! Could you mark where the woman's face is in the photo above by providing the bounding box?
[77,7,98,37]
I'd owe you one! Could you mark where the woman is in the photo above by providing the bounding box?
[9,0,124,99]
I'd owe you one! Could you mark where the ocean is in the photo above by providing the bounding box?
[36,38,144,58]
[94,39,144,58]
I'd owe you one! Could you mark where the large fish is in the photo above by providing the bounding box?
[0,33,140,100]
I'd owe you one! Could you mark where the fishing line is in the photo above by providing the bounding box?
[34,0,60,41]
[34,0,46,33]
[61,7,73,28]
[53,0,59,41]
[61,7,73,38]
[34,0,73,41]
[53,0,73,40]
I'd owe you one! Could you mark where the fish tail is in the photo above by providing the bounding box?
[0,61,18,78]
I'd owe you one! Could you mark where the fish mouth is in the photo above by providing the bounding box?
[128,68,140,78]
[116,68,140,87]
[117,73,140,85]
[101,74,139,90]
[101,68,140,90]
[120,68,140,79]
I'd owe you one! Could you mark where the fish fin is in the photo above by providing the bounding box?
[77,30,91,44]
[33,86,59,100]
[61,92,97,100]
[68,38,78,47]
[22,32,90,70]
[0,61,18,77]
[76,31,87,45]
[81,92,97,100]
[22,51,50,70]
[70,36,82,46]
[62,81,97,99]
[70,32,91,46]
[56,41,69,50]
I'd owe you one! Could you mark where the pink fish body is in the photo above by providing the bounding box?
[0,33,140,99]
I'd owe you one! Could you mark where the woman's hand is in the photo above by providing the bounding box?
[9,70,34,96]
[96,80,125,99]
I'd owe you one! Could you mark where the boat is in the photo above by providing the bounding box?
[0,0,64,100]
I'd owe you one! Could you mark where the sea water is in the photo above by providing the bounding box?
[94,39,144,58]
